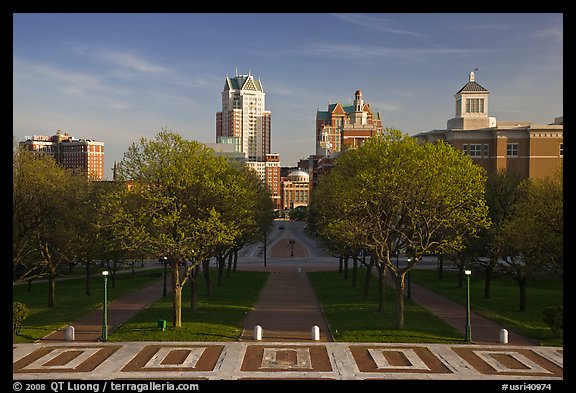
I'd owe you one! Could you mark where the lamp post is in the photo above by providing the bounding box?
[162,257,168,297]
[289,240,295,257]
[101,270,109,341]
[465,269,472,343]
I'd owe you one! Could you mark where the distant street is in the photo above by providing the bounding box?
[236,219,455,271]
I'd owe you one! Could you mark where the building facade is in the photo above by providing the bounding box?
[316,90,383,156]
[216,71,271,162]
[19,130,105,180]
[264,153,281,211]
[281,170,310,210]
[414,71,563,180]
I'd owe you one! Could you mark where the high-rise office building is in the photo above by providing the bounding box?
[216,71,271,162]
[19,130,105,180]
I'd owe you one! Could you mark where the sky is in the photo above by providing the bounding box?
[13,13,563,180]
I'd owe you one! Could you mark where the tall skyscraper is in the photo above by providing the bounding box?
[216,71,271,162]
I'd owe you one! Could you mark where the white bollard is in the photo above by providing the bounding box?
[65,325,75,341]
[311,325,320,341]
[254,325,262,341]
[499,328,508,344]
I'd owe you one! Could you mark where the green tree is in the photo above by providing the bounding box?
[101,129,241,327]
[497,170,563,311]
[312,129,490,328]
[474,169,524,298]
[214,162,273,286]
[13,147,90,306]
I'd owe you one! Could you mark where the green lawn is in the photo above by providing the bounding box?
[14,264,562,346]
[110,269,269,342]
[13,267,164,343]
[410,269,563,346]
[307,270,465,343]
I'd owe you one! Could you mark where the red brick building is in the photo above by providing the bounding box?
[315,90,383,156]
[19,130,105,180]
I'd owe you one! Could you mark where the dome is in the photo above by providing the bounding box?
[287,170,309,182]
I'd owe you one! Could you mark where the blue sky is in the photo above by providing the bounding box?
[13,13,563,180]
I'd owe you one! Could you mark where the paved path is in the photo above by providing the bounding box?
[239,235,332,342]
[395,275,536,345]
[240,267,333,342]
[39,278,166,342]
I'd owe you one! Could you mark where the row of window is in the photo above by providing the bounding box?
[463,143,564,157]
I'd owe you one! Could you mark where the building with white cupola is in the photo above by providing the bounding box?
[414,71,562,180]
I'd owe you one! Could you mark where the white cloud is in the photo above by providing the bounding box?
[76,46,169,74]
[327,13,426,39]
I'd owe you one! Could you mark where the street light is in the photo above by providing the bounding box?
[289,240,295,257]
[101,270,109,342]
[162,257,168,297]
[465,269,472,343]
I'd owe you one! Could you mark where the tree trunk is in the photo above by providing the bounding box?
[457,265,464,288]
[233,250,238,272]
[377,263,385,313]
[363,257,374,297]
[111,259,118,289]
[437,255,444,280]
[484,265,493,299]
[352,256,358,287]
[395,272,406,329]
[339,255,343,273]
[171,260,182,327]
[226,252,233,278]
[48,270,56,307]
[518,278,527,312]
[217,254,225,286]
[85,261,91,296]
[190,266,199,313]
[343,255,349,280]
[202,260,212,297]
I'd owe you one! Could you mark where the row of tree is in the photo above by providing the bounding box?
[308,129,563,328]
[13,130,275,327]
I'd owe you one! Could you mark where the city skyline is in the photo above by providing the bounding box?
[13,13,563,180]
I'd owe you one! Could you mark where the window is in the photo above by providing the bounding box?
[462,144,468,155]
[466,98,484,113]
[507,143,518,157]
[469,144,482,157]
[559,143,563,157]
[456,98,461,117]
[483,144,489,158]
